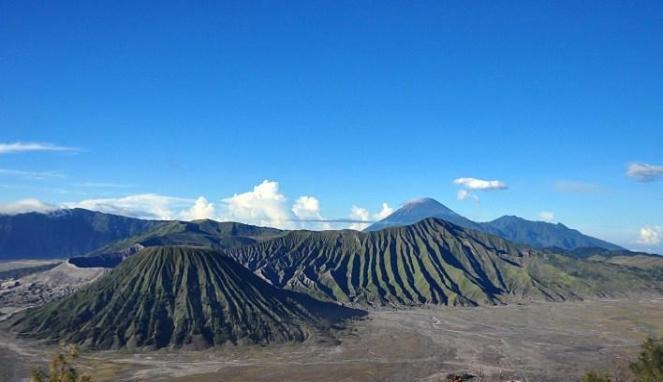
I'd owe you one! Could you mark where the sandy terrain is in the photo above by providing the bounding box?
[0,260,61,273]
[1,297,662,382]
[0,260,108,320]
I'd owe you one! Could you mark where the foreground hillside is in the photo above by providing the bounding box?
[228,218,662,306]
[7,246,365,349]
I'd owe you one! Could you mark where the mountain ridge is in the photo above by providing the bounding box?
[365,198,623,251]
[227,217,659,307]
[70,219,285,267]
[0,208,162,260]
[484,214,621,251]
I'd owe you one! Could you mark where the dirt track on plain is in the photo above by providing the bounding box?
[2,298,662,382]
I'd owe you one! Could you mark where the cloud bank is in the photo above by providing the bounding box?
[0,198,58,215]
[218,180,390,230]
[0,179,393,230]
[65,194,193,220]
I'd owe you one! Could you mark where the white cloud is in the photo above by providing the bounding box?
[181,196,216,220]
[538,211,555,222]
[65,194,192,220]
[453,177,508,190]
[0,142,77,155]
[220,180,292,228]
[373,202,394,220]
[292,196,321,219]
[0,198,58,214]
[636,226,662,246]
[456,189,480,204]
[626,162,663,182]
[348,206,371,230]
[291,196,333,230]
[453,177,507,204]
[0,168,63,180]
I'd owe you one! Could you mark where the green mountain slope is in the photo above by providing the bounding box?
[8,246,365,349]
[0,209,161,260]
[228,218,662,307]
[69,219,284,267]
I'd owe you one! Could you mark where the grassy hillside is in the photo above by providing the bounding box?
[88,219,283,253]
[228,218,662,307]
[8,246,365,349]
[69,220,284,267]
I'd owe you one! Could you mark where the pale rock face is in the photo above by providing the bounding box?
[0,261,108,316]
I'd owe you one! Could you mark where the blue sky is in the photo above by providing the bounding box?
[1,1,662,251]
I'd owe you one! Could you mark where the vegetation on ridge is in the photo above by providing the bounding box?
[70,219,284,267]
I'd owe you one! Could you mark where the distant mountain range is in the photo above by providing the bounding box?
[0,199,630,262]
[68,219,285,267]
[365,197,623,251]
[8,246,365,349]
[0,210,284,261]
[226,218,660,306]
[0,209,160,260]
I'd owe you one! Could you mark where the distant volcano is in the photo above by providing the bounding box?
[365,197,622,251]
[365,197,482,232]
